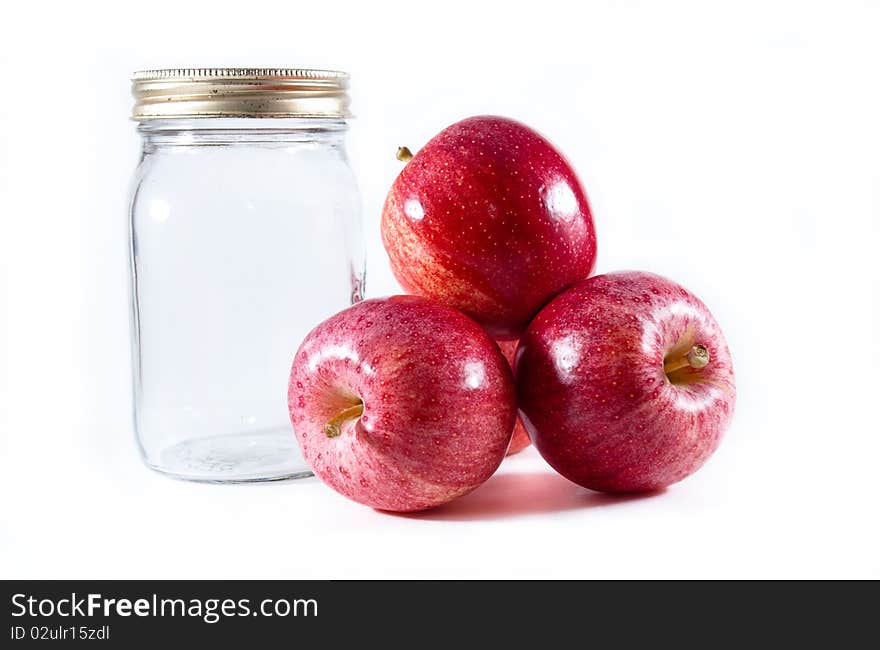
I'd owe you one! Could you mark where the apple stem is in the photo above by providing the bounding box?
[396,146,414,163]
[324,402,364,439]
[664,344,710,375]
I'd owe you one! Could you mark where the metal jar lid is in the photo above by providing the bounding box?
[131,68,351,120]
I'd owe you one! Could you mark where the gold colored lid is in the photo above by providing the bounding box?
[131,68,351,120]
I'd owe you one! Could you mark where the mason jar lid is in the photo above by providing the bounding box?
[131,68,351,120]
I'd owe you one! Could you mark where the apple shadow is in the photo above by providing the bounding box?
[394,471,666,522]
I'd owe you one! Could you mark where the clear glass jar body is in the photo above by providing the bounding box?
[129,118,363,482]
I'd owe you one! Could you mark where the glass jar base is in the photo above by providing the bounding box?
[145,428,313,483]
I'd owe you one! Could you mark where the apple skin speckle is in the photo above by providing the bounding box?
[382,115,597,341]
[288,296,517,512]
[516,272,736,493]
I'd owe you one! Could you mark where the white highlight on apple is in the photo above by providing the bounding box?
[463,361,487,389]
[545,180,578,222]
[672,384,725,413]
[551,334,581,382]
[306,343,360,372]
[404,199,425,222]
[640,301,716,357]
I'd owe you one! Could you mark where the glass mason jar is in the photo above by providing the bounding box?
[129,69,363,482]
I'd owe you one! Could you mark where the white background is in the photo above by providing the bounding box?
[1,1,878,578]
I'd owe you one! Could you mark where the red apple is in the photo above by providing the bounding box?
[516,271,735,492]
[496,339,531,455]
[382,115,597,340]
[288,296,516,512]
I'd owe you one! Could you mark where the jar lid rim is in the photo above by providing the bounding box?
[133,68,349,81]
[131,68,351,121]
